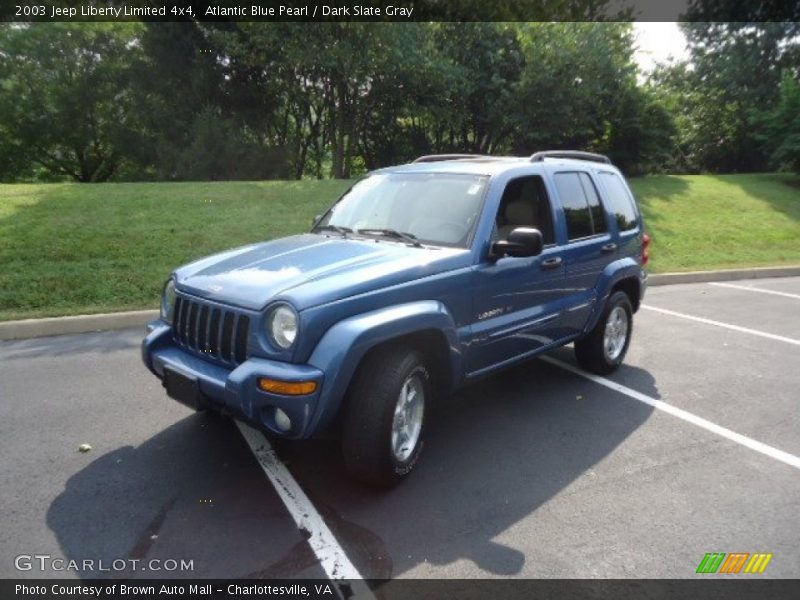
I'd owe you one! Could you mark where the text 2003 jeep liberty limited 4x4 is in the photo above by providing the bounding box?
[142,151,650,486]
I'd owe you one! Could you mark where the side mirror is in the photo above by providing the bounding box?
[491,227,544,259]
[311,214,322,228]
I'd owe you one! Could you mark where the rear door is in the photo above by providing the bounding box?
[595,170,643,261]
[551,171,617,335]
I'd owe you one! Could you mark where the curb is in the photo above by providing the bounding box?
[1,265,799,341]
[647,265,800,286]
[0,310,158,342]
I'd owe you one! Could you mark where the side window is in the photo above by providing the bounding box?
[599,172,639,231]
[494,175,555,245]
[579,173,608,234]
[554,172,596,240]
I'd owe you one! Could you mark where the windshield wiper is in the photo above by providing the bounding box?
[315,224,352,238]
[357,228,422,247]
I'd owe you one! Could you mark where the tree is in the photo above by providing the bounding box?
[657,22,800,173]
[604,85,678,175]
[766,72,800,173]
[0,23,143,182]
[219,23,451,178]
[425,23,525,155]
[508,23,675,172]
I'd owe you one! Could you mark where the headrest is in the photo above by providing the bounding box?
[504,198,534,225]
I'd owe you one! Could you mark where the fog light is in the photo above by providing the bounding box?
[258,378,317,396]
[274,408,292,432]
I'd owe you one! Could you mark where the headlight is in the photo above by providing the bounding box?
[267,304,298,349]
[161,279,177,324]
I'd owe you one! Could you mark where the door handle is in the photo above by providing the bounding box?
[540,257,562,270]
[601,243,617,254]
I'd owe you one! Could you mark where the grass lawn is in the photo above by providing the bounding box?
[1,173,798,321]
[631,173,800,274]
[0,180,352,321]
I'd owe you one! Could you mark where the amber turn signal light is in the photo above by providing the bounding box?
[258,378,317,396]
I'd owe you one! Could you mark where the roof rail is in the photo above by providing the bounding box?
[529,150,612,165]
[413,153,488,163]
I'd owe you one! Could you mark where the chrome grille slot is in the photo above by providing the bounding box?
[172,295,249,365]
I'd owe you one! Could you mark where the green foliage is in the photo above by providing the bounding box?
[427,23,525,154]
[170,108,292,181]
[0,21,797,181]
[0,23,144,182]
[605,86,678,175]
[653,23,800,174]
[132,22,292,180]
[510,23,675,173]
[513,23,633,148]
[766,73,800,173]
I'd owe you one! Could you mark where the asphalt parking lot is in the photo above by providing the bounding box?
[1,276,799,581]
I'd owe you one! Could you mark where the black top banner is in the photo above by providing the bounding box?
[1,0,800,23]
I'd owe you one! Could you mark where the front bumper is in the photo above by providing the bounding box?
[142,321,325,438]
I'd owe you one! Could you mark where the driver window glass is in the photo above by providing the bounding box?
[494,176,555,245]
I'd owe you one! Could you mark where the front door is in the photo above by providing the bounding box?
[467,175,570,375]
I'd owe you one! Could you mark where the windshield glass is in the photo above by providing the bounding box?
[315,172,489,247]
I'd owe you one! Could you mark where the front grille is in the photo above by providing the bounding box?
[173,295,250,365]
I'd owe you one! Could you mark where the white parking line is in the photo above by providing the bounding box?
[641,304,800,346]
[709,281,800,300]
[541,356,800,471]
[236,421,374,598]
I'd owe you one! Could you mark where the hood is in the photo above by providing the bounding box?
[174,233,471,311]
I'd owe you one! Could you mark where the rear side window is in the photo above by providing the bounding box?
[578,173,608,234]
[599,172,639,231]
[553,172,608,241]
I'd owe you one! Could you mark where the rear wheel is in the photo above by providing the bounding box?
[342,347,430,488]
[575,290,633,375]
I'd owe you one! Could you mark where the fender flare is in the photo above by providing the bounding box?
[583,258,643,334]
[306,300,462,433]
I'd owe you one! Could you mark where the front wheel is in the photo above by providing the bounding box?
[574,290,633,375]
[342,347,430,488]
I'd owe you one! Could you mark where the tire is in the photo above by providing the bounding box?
[342,347,431,488]
[574,290,633,375]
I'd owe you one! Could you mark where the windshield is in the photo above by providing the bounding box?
[314,172,489,247]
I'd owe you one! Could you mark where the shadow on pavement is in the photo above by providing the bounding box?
[46,352,658,579]
[45,413,330,579]
[277,354,659,578]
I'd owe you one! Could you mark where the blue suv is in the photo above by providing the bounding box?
[142,151,650,487]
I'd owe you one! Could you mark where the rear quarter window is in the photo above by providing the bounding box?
[598,172,639,232]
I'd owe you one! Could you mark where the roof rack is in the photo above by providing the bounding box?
[413,154,488,163]
[529,150,612,165]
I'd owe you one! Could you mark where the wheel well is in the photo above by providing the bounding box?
[611,277,641,312]
[364,329,453,394]
[323,329,454,437]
